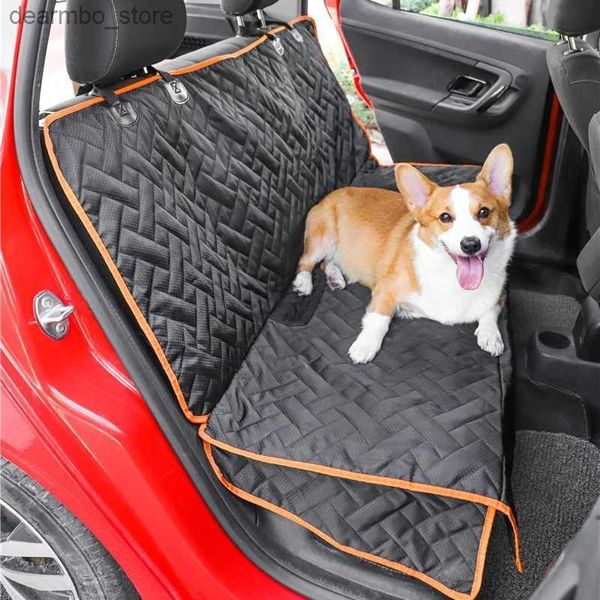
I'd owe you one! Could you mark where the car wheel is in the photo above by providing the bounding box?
[0,458,139,600]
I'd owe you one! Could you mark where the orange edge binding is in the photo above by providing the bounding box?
[42,121,206,425]
[203,438,496,600]
[199,424,522,574]
[42,16,315,424]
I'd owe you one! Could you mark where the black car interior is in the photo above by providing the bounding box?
[30,0,600,598]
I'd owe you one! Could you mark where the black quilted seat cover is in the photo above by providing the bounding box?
[45,21,371,418]
[202,276,518,598]
[45,17,482,421]
[209,445,492,596]
[353,164,482,191]
[204,278,511,500]
[45,17,519,600]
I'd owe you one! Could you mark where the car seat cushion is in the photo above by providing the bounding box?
[201,274,520,599]
[204,278,510,499]
[546,40,600,153]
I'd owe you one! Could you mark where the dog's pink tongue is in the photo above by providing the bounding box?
[456,256,484,290]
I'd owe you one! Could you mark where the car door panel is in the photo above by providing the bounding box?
[339,0,554,220]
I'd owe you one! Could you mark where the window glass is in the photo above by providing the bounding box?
[40,1,75,111]
[307,0,392,163]
[1,0,20,135]
[371,0,559,41]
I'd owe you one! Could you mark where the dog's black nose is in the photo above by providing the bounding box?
[460,237,481,255]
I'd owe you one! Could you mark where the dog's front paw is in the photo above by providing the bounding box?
[475,325,504,357]
[348,335,381,364]
[292,271,313,296]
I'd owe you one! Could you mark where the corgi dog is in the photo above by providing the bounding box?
[292,144,516,364]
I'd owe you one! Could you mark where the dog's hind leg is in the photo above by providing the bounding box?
[293,205,336,296]
[324,263,346,291]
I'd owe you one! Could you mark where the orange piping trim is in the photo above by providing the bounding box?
[364,160,482,168]
[42,17,315,424]
[351,108,380,167]
[199,424,522,571]
[470,506,497,597]
[203,439,496,600]
[201,424,506,510]
[43,122,206,424]
[43,75,163,122]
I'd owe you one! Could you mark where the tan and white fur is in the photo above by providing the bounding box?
[292,144,516,364]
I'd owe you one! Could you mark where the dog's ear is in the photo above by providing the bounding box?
[477,144,513,204]
[395,164,437,214]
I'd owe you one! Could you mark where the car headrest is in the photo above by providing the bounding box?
[543,0,600,36]
[220,0,278,16]
[66,0,187,87]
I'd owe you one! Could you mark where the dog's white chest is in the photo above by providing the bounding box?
[403,228,514,325]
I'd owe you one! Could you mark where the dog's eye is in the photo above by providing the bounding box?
[478,207,491,219]
[439,212,453,223]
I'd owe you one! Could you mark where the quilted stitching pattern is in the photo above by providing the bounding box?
[48,21,483,419]
[353,164,482,190]
[214,447,488,595]
[207,278,511,499]
[47,19,513,597]
[206,276,511,597]
[47,23,371,416]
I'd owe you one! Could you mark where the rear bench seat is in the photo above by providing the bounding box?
[43,1,520,598]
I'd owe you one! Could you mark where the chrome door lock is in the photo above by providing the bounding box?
[34,291,75,340]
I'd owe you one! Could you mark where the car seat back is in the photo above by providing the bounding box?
[46,0,373,419]
[544,0,600,153]
[577,113,600,301]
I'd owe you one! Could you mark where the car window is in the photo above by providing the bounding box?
[40,0,75,111]
[307,0,392,163]
[1,0,21,135]
[370,0,559,41]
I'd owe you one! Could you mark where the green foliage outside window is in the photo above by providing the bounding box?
[329,54,377,128]
[417,2,559,40]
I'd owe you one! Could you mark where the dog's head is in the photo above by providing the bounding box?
[395,144,514,291]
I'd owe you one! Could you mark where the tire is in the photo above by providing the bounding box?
[0,458,139,600]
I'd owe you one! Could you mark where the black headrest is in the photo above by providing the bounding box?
[220,0,278,17]
[66,0,187,87]
[543,0,600,36]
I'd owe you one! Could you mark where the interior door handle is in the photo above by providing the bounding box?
[477,84,509,112]
[433,62,517,121]
[448,74,487,98]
